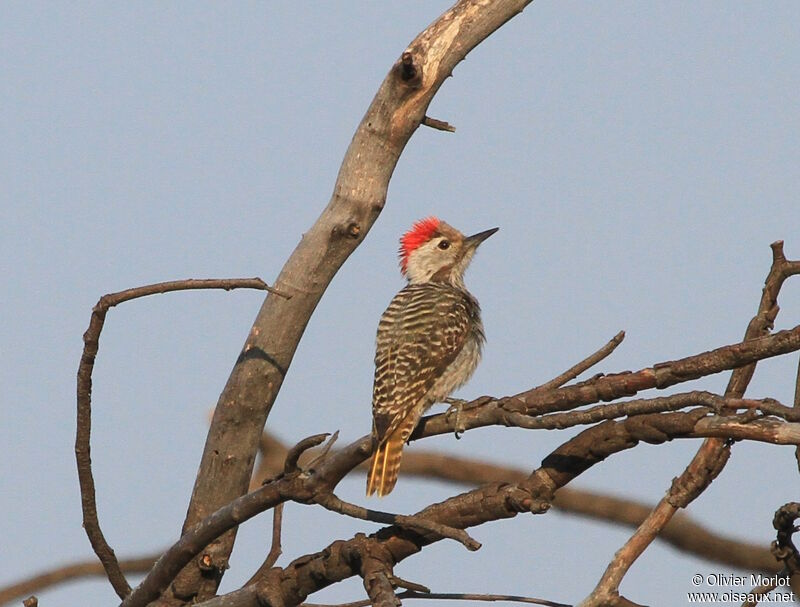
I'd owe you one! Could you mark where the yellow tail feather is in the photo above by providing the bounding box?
[366,432,405,497]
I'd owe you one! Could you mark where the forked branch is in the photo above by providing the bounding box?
[580,241,800,607]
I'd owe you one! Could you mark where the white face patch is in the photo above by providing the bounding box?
[405,235,464,284]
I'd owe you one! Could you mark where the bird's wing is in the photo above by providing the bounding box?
[372,283,472,444]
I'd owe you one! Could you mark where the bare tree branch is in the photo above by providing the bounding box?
[580,241,800,607]
[412,324,800,441]
[10,409,781,607]
[399,591,570,607]
[249,402,779,575]
[302,589,571,607]
[188,405,792,607]
[75,277,277,599]
[73,315,800,607]
[124,404,795,607]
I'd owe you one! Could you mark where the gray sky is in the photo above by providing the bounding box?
[3,2,800,605]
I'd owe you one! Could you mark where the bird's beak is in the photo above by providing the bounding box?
[464,227,499,248]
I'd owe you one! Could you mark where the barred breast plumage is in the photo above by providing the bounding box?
[367,282,484,496]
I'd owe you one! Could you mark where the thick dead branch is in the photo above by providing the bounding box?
[169,1,536,601]
[354,535,401,607]
[75,277,276,599]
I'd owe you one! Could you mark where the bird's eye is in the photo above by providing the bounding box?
[438,240,450,250]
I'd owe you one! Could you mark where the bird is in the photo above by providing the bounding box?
[366,217,498,497]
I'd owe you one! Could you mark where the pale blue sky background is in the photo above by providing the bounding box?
[2,2,800,606]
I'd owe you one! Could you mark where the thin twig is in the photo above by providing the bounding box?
[421,116,456,132]
[267,503,284,567]
[305,431,340,470]
[246,433,329,586]
[387,575,430,594]
[302,590,571,607]
[314,492,481,551]
[401,591,571,607]
[536,331,625,391]
[245,503,284,586]
[500,391,718,430]
[75,278,280,600]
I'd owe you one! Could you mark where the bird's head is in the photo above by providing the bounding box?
[399,217,498,287]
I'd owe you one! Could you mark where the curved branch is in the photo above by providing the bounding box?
[75,277,277,599]
[0,555,158,607]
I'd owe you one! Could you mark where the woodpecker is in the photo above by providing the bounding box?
[366,217,498,497]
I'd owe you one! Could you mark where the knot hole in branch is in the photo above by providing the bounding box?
[331,221,363,242]
[397,51,422,87]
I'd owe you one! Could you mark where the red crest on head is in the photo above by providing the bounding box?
[399,216,441,275]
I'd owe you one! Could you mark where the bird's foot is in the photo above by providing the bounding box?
[444,397,468,439]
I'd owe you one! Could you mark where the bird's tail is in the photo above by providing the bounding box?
[366,431,406,497]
